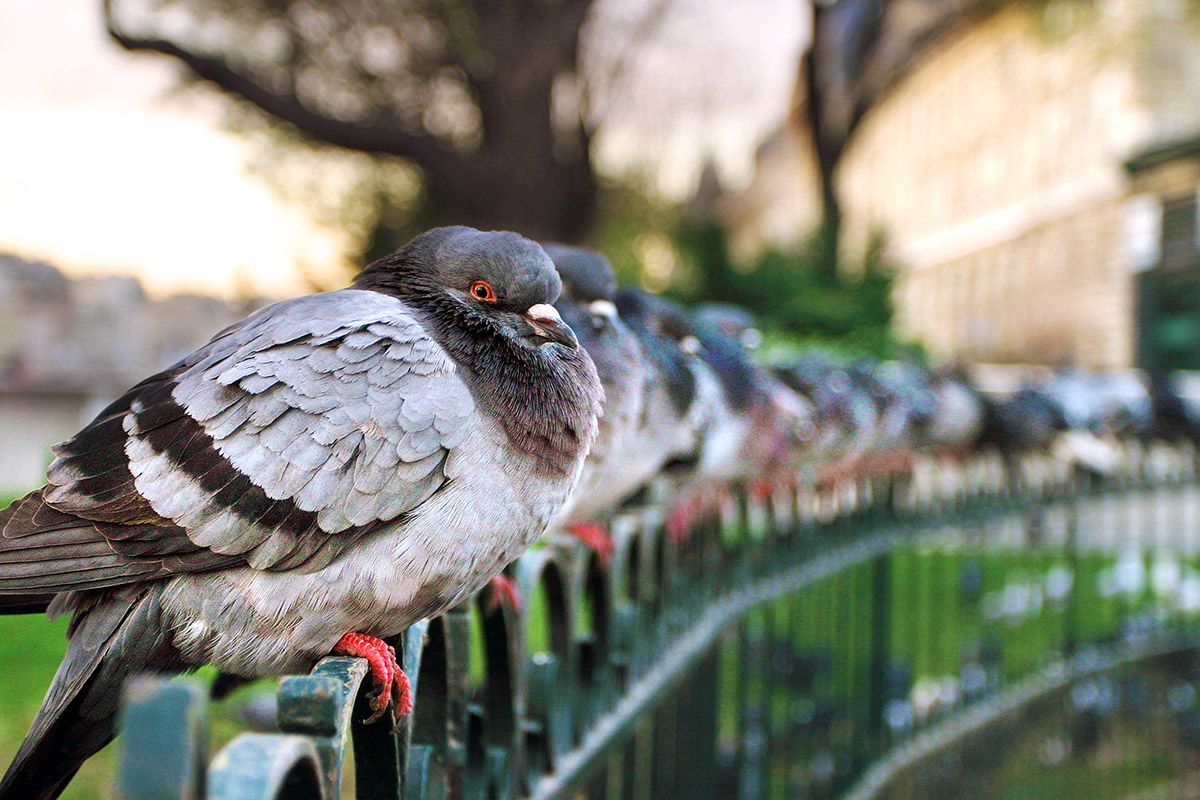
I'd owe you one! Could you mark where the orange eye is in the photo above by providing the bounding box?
[469,280,497,303]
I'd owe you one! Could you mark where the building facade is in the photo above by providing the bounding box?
[0,255,259,495]
[838,0,1200,368]
[722,0,1200,369]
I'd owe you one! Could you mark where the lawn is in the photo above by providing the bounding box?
[0,613,116,799]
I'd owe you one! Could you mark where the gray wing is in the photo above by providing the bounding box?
[0,289,476,594]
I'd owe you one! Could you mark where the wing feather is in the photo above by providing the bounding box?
[0,289,475,595]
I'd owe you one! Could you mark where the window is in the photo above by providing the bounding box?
[1161,192,1199,272]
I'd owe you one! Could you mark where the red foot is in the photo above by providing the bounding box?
[567,522,614,565]
[487,573,523,613]
[667,497,698,543]
[817,465,844,491]
[668,486,730,543]
[333,632,413,721]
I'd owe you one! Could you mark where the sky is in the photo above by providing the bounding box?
[0,0,346,299]
[0,0,806,300]
[588,0,808,197]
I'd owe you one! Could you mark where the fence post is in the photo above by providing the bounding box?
[866,552,891,754]
[116,677,208,800]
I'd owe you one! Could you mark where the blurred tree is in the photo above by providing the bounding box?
[589,179,686,287]
[103,0,621,243]
[802,0,992,264]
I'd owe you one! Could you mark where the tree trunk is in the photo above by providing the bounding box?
[104,0,599,244]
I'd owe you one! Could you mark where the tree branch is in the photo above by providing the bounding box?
[103,0,466,182]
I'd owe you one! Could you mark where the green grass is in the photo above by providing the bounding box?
[0,613,116,799]
[717,531,1200,798]
[0,612,271,799]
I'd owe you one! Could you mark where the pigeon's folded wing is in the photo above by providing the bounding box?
[0,290,476,594]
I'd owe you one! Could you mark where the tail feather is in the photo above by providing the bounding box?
[0,585,183,800]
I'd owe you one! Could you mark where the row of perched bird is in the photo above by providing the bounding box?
[0,226,1197,800]
[543,243,1200,548]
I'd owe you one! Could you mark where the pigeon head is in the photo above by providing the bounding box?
[689,316,760,413]
[357,226,603,475]
[540,244,618,305]
[615,287,697,414]
[695,304,763,350]
[542,243,624,337]
[355,226,576,349]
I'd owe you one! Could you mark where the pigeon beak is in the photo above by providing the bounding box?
[587,299,618,330]
[525,303,578,348]
[587,299,617,320]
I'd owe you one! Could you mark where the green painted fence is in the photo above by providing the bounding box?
[112,445,1200,799]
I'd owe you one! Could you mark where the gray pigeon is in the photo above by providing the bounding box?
[656,308,814,539]
[689,306,815,485]
[0,226,602,800]
[613,288,717,508]
[541,245,646,530]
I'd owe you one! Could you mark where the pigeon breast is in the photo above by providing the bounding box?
[554,300,647,522]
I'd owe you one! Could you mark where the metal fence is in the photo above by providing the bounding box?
[114,444,1200,800]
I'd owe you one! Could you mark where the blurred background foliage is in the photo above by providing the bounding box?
[106,0,604,242]
[671,221,918,359]
[232,110,913,357]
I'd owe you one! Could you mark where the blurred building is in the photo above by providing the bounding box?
[726,0,1200,370]
[0,255,257,494]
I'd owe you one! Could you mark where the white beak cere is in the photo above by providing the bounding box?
[587,299,618,321]
[741,328,763,349]
[526,303,563,325]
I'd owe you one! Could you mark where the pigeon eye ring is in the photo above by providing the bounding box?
[469,280,498,303]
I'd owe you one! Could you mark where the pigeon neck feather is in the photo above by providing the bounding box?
[405,291,602,477]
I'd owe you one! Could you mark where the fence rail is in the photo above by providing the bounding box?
[115,444,1200,800]
[842,637,1200,800]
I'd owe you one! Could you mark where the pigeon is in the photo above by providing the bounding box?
[1040,371,1127,475]
[777,357,877,485]
[0,226,602,800]
[849,360,918,478]
[920,367,986,456]
[659,308,815,537]
[775,358,840,471]
[694,303,764,351]
[1151,370,1200,443]
[693,304,817,485]
[611,287,712,506]
[611,294,743,540]
[541,245,646,559]
[1090,371,1153,439]
[975,380,1065,482]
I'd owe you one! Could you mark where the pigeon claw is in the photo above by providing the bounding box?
[567,522,614,565]
[667,499,696,544]
[751,478,773,500]
[487,573,522,613]
[333,632,413,722]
